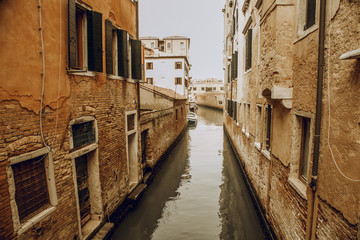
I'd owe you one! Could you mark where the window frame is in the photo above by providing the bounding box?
[175,77,182,85]
[7,148,58,234]
[175,62,182,69]
[146,62,153,70]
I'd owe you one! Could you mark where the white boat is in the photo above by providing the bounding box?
[187,112,198,124]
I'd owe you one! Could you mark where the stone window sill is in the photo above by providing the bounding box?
[67,70,95,77]
[254,142,261,151]
[261,149,271,160]
[294,24,319,44]
[18,206,56,235]
[288,177,307,200]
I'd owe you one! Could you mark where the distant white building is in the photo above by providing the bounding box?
[189,78,225,110]
[141,36,191,96]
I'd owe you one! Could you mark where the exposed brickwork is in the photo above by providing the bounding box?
[140,101,187,168]
[268,157,307,240]
[315,198,358,240]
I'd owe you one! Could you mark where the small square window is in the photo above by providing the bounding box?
[175,77,182,85]
[146,62,153,70]
[167,42,171,49]
[72,121,96,149]
[146,78,153,84]
[175,62,182,69]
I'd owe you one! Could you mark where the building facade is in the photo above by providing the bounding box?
[223,0,360,239]
[141,36,191,97]
[0,0,144,239]
[189,78,225,110]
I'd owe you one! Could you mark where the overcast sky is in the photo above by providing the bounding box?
[139,0,225,81]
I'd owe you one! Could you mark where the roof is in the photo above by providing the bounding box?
[140,84,187,100]
[140,36,159,40]
[163,36,190,40]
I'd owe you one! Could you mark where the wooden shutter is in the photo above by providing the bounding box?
[245,29,252,70]
[231,53,236,80]
[68,0,77,69]
[131,39,142,80]
[227,64,231,83]
[118,29,129,77]
[234,51,238,78]
[105,20,113,75]
[87,11,103,72]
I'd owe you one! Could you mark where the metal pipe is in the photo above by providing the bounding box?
[309,0,326,239]
[310,0,326,191]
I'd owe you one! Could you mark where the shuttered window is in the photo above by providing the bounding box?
[265,105,272,151]
[87,11,103,72]
[131,39,142,80]
[68,0,77,69]
[118,29,129,78]
[68,0,103,72]
[231,51,238,79]
[105,20,113,75]
[245,29,252,71]
[12,155,50,221]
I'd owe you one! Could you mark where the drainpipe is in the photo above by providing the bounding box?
[136,0,141,120]
[309,0,326,238]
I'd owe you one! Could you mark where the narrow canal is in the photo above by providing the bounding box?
[112,106,266,240]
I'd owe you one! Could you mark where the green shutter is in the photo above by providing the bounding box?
[117,29,129,78]
[68,0,77,69]
[131,39,142,80]
[87,11,103,72]
[105,20,113,75]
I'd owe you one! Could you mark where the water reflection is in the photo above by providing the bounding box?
[111,107,265,240]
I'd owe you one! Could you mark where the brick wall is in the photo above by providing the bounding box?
[140,101,187,169]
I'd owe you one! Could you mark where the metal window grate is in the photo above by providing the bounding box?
[127,114,135,131]
[12,155,49,221]
[72,121,96,149]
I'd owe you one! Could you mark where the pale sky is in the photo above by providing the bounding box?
[139,0,225,81]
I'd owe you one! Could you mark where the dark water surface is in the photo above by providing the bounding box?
[111,106,265,240]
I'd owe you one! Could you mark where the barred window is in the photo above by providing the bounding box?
[72,121,96,149]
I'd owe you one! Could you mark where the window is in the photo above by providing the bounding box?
[180,42,185,49]
[231,51,238,79]
[127,114,136,131]
[167,42,171,49]
[255,105,262,148]
[146,62,153,70]
[221,87,224,91]
[264,105,272,151]
[213,87,217,90]
[245,29,252,71]
[105,21,130,77]
[175,77,182,85]
[201,87,205,91]
[131,39,142,80]
[193,87,197,91]
[185,79,189,87]
[176,109,178,120]
[146,78,153,84]
[68,0,103,72]
[12,155,49,221]
[305,0,316,30]
[8,148,57,231]
[72,121,96,149]
[299,117,311,181]
[246,104,250,134]
[151,42,155,48]
[219,101,223,105]
[175,62,182,69]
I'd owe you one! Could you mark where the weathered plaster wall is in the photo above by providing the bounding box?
[0,0,140,239]
[315,0,360,228]
[140,88,174,110]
